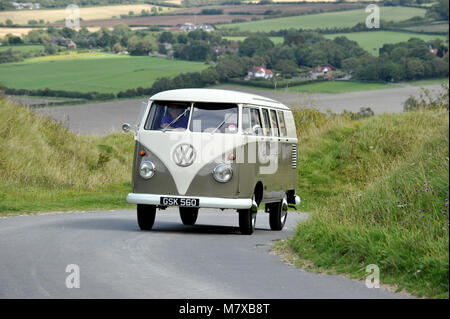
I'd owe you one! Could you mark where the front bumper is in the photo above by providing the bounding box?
[126,193,253,210]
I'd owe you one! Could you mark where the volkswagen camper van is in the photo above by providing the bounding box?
[124,89,300,235]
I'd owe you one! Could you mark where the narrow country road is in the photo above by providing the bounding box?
[0,209,405,299]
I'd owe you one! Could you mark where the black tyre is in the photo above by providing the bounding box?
[269,198,288,231]
[137,204,156,230]
[239,209,257,235]
[179,207,198,226]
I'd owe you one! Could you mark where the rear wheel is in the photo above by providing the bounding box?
[269,197,288,231]
[179,207,198,226]
[137,204,156,230]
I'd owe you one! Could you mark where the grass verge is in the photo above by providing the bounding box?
[287,102,449,298]
[0,97,133,215]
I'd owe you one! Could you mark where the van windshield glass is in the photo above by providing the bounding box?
[144,101,191,131]
[189,103,238,134]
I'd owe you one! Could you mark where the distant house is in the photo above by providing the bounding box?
[66,40,76,50]
[48,37,77,50]
[180,23,214,32]
[213,44,238,56]
[429,45,438,56]
[245,66,274,80]
[310,63,336,79]
[12,2,40,9]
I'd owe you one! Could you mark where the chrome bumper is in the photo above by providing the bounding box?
[126,193,253,210]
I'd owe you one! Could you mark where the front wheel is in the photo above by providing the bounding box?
[179,207,198,226]
[137,204,156,230]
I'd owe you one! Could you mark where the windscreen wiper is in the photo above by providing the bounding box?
[211,114,232,134]
[162,108,189,132]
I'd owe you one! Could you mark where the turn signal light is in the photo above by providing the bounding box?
[140,150,146,156]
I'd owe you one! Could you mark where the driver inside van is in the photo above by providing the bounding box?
[160,105,189,130]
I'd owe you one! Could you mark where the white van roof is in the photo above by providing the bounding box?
[150,89,290,110]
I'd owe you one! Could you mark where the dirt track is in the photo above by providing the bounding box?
[33,84,443,136]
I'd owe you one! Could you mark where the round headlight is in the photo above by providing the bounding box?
[140,161,155,179]
[213,163,233,183]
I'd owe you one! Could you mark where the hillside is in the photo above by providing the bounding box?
[285,94,449,298]
[0,96,133,214]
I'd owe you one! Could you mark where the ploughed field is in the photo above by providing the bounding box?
[0,4,173,24]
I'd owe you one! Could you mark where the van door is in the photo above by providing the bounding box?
[241,105,264,198]
[260,108,280,200]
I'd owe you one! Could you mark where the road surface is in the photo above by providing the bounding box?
[32,84,443,135]
[0,209,405,298]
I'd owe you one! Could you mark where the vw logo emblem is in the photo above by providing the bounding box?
[172,143,196,167]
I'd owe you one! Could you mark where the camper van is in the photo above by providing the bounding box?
[123,89,300,235]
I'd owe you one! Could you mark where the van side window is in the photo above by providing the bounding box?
[277,111,287,137]
[269,109,280,137]
[261,108,271,136]
[243,107,263,135]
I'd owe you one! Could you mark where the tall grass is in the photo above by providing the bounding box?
[0,97,134,214]
[288,105,449,298]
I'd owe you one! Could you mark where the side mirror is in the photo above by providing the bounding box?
[122,123,131,132]
[252,124,262,135]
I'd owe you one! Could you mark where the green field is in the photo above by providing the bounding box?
[403,22,449,33]
[324,31,447,55]
[0,52,208,94]
[218,78,449,95]
[0,44,44,53]
[223,36,284,44]
[287,80,395,93]
[220,6,427,32]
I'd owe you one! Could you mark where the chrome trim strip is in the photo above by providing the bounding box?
[127,193,253,209]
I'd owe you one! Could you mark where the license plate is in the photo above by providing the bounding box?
[160,197,199,207]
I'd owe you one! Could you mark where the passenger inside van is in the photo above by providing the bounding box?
[144,101,191,131]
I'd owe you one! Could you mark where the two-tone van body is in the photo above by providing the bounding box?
[124,89,300,234]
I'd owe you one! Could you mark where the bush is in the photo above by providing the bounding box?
[403,84,449,112]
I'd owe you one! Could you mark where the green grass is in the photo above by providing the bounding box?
[0,52,208,94]
[223,36,284,44]
[287,100,449,298]
[324,31,447,56]
[217,79,448,95]
[287,80,396,94]
[406,78,449,87]
[403,23,449,33]
[0,97,134,215]
[220,6,427,32]
[0,44,44,53]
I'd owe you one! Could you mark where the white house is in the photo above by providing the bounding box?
[245,66,274,80]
